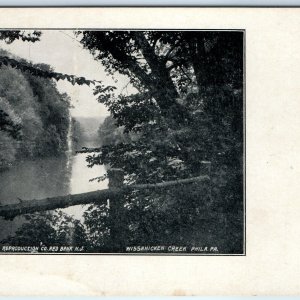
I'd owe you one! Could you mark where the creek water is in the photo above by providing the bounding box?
[0,151,108,241]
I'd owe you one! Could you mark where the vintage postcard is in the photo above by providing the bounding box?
[0,28,245,255]
[0,7,299,296]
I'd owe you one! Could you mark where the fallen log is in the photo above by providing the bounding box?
[0,175,210,220]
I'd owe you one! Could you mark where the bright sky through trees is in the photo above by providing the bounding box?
[0,30,134,118]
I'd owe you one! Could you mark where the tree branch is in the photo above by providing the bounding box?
[163,38,183,62]
[0,56,101,86]
[0,175,210,220]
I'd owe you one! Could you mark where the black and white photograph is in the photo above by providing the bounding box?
[0,29,244,254]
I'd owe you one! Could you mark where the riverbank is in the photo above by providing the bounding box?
[0,151,107,241]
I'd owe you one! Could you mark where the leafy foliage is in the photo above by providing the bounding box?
[1,210,88,248]
[77,31,244,252]
[0,30,104,87]
[0,109,21,139]
[0,30,41,44]
[97,115,138,146]
[0,55,100,87]
[0,49,72,168]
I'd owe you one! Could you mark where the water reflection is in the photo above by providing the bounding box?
[0,156,72,203]
[0,153,107,240]
[64,153,108,219]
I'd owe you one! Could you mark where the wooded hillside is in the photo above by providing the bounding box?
[0,49,71,170]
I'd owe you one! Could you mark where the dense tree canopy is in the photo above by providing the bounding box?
[78,30,244,252]
[79,31,243,181]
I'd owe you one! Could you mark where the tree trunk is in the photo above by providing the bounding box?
[0,175,210,220]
